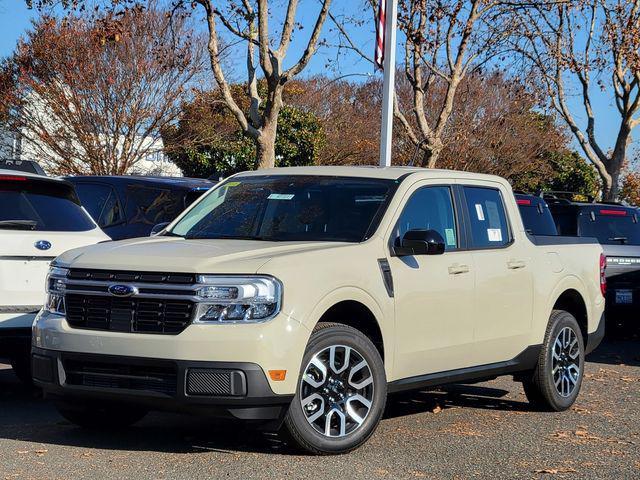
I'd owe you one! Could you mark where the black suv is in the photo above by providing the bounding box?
[65,175,213,240]
[544,192,640,332]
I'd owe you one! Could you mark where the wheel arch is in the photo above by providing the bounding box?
[551,288,588,345]
[304,287,393,373]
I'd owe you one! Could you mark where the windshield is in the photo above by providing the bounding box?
[168,175,396,242]
[579,212,640,245]
[0,178,96,232]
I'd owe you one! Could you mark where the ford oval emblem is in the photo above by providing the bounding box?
[34,240,51,251]
[108,284,138,297]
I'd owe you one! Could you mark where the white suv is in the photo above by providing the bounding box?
[0,170,108,383]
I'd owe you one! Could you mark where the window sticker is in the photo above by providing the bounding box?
[225,181,241,187]
[475,204,485,221]
[445,228,456,246]
[268,193,295,200]
[487,228,503,242]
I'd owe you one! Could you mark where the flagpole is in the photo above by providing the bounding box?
[379,0,398,167]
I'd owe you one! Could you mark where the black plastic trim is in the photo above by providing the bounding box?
[377,258,394,297]
[585,313,605,355]
[388,344,542,393]
[32,347,293,422]
[526,233,600,246]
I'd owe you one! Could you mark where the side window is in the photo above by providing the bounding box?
[463,186,511,248]
[394,186,458,249]
[74,183,123,228]
[125,185,183,226]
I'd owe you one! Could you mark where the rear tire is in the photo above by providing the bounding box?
[55,400,148,429]
[284,322,386,455]
[523,310,585,411]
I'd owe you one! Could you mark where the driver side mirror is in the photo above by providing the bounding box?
[150,222,170,236]
[393,229,446,257]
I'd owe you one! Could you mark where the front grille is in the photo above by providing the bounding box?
[63,357,177,396]
[65,294,193,334]
[68,269,196,284]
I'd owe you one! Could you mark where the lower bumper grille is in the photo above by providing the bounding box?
[63,357,178,396]
[64,294,193,334]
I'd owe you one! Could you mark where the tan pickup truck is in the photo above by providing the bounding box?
[32,166,605,454]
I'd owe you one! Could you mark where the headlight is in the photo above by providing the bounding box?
[193,275,282,324]
[44,266,68,315]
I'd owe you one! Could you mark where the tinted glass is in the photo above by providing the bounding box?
[0,178,95,231]
[394,186,457,249]
[125,185,185,227]
[169,176,395,242]
[517,202,558,236]
[550,210,578,236]
[74,183,124,228]
[579,211,640,245]
[464,186,510,248]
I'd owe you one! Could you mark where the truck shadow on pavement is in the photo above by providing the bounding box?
[0,337,637,455]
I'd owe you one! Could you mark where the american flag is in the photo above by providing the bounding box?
[375,0,386,70]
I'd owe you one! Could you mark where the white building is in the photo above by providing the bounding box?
[0,92,182,177]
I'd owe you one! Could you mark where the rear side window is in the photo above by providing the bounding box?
[517,200,558,236]
[125,185,184,226]
[463,186,511,248]
[394,186,458,249]
[74,183,124,228]
[0,177,95,232]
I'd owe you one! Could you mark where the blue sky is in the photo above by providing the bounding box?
[0,1,633,161]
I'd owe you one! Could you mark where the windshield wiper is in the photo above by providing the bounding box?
[0,220,37,230]
[608,236,628,244]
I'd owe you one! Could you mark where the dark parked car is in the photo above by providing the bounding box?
[0,159,46,175]
[544,192,640,333]
[65,175,213,240]
[515,193,558,236]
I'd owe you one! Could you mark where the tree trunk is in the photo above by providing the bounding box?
[420,141,442,168]
[602,126,631,201]
[256,120,277,169]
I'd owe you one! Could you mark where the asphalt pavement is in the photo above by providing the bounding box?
[0,338,638,480]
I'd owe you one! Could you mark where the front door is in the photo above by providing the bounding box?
[388,182,477,379]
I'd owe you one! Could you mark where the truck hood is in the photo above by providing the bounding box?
[55,236,349,274]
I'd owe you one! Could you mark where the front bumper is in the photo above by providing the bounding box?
[33,347,294,423]
[33,310,310,396]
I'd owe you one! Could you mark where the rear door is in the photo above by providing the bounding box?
[461,184,534,364]
[0,174,107,311]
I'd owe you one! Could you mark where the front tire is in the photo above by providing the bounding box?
[55,400,148,429]
[284,322,387,455]
[523,310,585,411]
[11,356,33,387]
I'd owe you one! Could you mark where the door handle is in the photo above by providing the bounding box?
[507,259,527,270]
[448,264,470,275]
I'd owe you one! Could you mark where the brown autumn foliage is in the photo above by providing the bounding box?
[283,73,567,191]
[621,170,640,206]
[0,5,202,175]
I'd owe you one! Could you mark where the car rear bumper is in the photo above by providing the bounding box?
[32,347,294,424]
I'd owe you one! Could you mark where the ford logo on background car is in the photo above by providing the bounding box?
[34,240,51,251]
[107,284,138,297]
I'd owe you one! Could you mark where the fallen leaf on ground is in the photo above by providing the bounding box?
[432,405,442,414]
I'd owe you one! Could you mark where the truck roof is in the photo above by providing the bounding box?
[234,165,509,183]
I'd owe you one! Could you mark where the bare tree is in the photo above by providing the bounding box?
[190,0,332,169]
[394,0,521,168]
[511,0,640,200]
[1,5,202,174]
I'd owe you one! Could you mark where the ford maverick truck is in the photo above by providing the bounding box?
[32,167,605,454]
